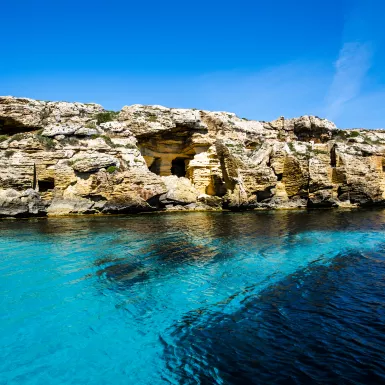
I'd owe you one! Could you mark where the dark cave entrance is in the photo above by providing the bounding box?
[149,158,161,175]
[171,158,187,177]
[39,179,55,192]
[0,118,38,135]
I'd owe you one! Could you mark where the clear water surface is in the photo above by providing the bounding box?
[1,210,385,384]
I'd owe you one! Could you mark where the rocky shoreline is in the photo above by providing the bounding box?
[1,96,385,218]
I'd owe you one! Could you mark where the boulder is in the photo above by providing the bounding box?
[69,153,119,173]
[47,198,95,215]
[0,188,46,217]
[42,123,80,137]
[159,176,198,205]
[0,97,45,131]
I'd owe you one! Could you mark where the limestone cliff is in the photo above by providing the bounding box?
[1,96,385,217]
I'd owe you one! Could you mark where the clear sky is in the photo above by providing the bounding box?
[1,0,384,128]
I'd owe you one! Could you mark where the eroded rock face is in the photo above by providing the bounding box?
[0,189,47,217]
[159,176,199,206]
[0,96,385,217]
[70,153,119,173]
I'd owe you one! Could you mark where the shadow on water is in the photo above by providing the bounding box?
[94,236,232,290]
[3,210,385,291]
[162,248,385,385]
[2,208,385,237]
[92,209,385,290]
[93,213,235,289]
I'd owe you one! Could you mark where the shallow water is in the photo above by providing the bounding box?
[1,210,385,384]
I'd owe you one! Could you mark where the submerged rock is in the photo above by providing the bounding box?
[1,96,385,217]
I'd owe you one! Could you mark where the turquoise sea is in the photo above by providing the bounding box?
[1,210,385,384]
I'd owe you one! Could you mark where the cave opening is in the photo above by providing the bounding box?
[0,118,38,135]
[171,158,187,177]
[149,158,161,175]
[39,179,55,192]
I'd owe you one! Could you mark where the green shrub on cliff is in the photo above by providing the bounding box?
[0,135,9,143]
[85,121,96,129]
[90,134,117,148]
[106,166,117,173]
[101,135,118,148]
[5,150,15,158]
[9,133,25,142]
[313,148,328,155]
[146,114,158,122]
[95,111,119,124]
[36,133,55,150]
[287,142,296,153]
[61,136,80,146]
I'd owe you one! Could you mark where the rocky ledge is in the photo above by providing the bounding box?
[1,96,384,217]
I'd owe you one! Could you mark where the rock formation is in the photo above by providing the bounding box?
[1,96,385,217]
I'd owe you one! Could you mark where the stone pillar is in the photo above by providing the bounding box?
[159,155,173,176]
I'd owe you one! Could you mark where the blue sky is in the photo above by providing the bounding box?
[1,0,384,128]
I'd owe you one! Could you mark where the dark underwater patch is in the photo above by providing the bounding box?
[96,260,150,287]
[163,250,385,385]
[93,234,232,290]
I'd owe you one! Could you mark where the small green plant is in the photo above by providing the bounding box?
[363,137,381,145]
[68,158,84,166]
[333,130,347,140]
[101,135,117,148]
[147,115,158,122]
[36,133,55,150]
[9,133,25,142]
[125,143,137,149]
[95,111,119,124]
[61,136,79,146]
[0,135,9,143]
[4,150,15,158]
[106,165,117,173]
[347,131,360,138]
[288,142,296,152]
[85,121,96,129]
[313,149,328,155]
[91,134,118,148]
[242,117,249,121]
